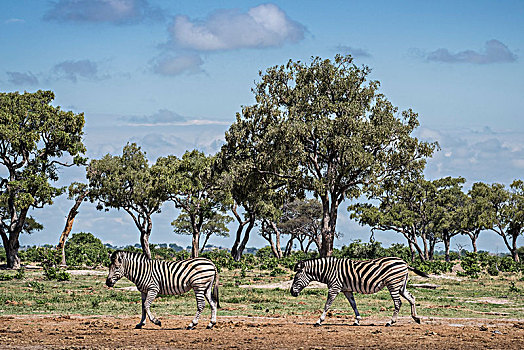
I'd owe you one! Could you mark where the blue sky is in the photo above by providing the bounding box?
[1,0,523,253]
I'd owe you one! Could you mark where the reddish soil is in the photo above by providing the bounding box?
[0,315,523,349]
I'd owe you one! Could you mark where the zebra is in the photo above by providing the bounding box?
[106,250,219,330]
[290,256,428,327]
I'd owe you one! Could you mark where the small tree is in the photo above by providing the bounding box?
[431,177,466,262]
[350,176,463,262]
[0,90,86,268]
[279,199,323,255]
[458,183,492,253]
[87,143,165,259]
[155,150,231,258]
[484,181,524,263]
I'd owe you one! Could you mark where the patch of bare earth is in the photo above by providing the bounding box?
[0,315,522,349]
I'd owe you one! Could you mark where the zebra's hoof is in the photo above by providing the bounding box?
[134,324,143,329]
[352,321,360,326]
[154,320,162,327]
[414,317,421,324]
[314,323,322,327]
[385,322,392,327]
[206,324,215,329]
[186,325,195,330]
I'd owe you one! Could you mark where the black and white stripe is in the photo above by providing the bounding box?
[106,250,219,329]
[290,256,427,326]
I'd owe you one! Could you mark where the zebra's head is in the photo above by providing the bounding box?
[290,261,311,297]
[106,251,125,287]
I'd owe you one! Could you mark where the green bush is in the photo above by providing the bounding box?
[412,259,453,275]
[497,256,521,272]
[457,252,481,278]
[65,232,110,267]
[334,240,386,260]
[41,249,71,281]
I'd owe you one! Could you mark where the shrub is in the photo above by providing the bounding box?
[41,248,71,281]
[65,232,110,267]
[334,240,386,260]
[412,259,453,275]
[457,252,481,278]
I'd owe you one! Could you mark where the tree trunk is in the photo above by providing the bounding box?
[191,233,199,258]
[407,241,415,262]
[232,218,254,261]
[200,233,212,254]
[140,232,151,259]
[57,191,88,266]
[319,197,337,257]
[284,237,294,256]
[511,233,520,263]
[471,237,478,253]
[1,230,21,269]
[231,211,255,261]
[443,236,451,262]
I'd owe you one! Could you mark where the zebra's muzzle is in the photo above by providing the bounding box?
[290,288,299,297]
[106,278,115,287]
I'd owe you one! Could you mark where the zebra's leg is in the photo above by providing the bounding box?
[315,288,340,327]
[400,284,421,324]
[135,292,148,329]
[386,285,402,327]
[187,289,206,330]
[203,283,217,329]
[343,291,361,326]
[143,289,161,327]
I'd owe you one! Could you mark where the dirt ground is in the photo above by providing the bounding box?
[0,315,523,349]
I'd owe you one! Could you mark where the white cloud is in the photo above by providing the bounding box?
[5,18,25,24]
[44,0,164,24]
[426,40,517,64]
[169,4,305,51]
[152,54,204,76]
[420,126,524,184]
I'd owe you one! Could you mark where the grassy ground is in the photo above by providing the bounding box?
[0,267,523,321]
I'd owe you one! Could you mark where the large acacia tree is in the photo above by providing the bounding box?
[223,55,435,257]
[0,90,86,269]
[87,143,165,259]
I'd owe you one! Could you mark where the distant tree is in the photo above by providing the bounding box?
[0,90,86,268]
[222,55,435,258]
[155,150,231,258]
[458,183,493,253]
[350,176,464,262]
[431,177,466,262]
[279,199,323,255]
[57,182,89,266]
[479,181,524,263]
[87,143,165,259]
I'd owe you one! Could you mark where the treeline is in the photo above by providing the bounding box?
[1,55,523,270]
[6,233,523,282]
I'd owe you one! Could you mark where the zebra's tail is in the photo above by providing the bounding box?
[212,270,220,309]
[408,266,430,278]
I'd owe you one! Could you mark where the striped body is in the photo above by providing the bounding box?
[291,256,426,326]
[106,251,219,329]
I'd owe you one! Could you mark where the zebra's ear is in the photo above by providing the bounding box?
[294,261,305,272]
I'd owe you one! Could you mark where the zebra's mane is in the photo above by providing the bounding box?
[111,250,149,262]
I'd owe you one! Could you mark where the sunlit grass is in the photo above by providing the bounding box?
[0,268,522,321]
